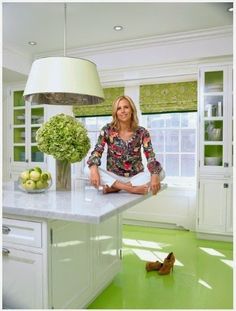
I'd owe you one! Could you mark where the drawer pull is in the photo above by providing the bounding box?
[2,248,10,255]
[2,225,11,234]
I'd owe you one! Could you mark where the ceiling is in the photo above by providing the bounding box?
[2,2,233,83]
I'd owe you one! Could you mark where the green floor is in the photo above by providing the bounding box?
[88,225,233,309]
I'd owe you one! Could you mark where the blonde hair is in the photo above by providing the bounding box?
[110,95,139,131]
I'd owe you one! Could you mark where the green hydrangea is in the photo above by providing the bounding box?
[36,113,91,163]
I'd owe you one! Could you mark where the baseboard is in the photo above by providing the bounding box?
[122,219,190,231]
[197,232,233,242]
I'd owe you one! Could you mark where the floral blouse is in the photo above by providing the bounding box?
[87,123,162,177]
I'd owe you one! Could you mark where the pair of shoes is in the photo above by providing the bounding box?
[158,252,175,275]
[145,252,175,275]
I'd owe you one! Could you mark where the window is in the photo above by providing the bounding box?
[79,112,197,186]
[79,116,112,169]
[141,112,197,184]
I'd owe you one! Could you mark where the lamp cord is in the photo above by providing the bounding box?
[64,3,67,57]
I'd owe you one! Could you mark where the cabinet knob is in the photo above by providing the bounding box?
[2,225,11,234]
[2,248,10,256]
[223,183,229,188]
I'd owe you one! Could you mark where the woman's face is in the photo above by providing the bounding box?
[116,99,132,123]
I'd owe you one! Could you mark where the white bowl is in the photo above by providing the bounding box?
[205,157,222,166]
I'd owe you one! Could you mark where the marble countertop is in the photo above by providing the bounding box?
[3,181,167,224]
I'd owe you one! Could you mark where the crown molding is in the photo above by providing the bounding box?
[99,55,233,87]
[35,25,233,59]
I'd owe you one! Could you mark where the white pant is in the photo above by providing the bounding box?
[84,167,165,188]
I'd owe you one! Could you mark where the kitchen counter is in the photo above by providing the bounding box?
[3,181,167,309]
[2,181,163,223]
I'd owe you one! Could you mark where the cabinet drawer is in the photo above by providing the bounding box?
[2,218,42,248]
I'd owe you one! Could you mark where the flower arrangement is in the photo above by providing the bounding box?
[36,113,91,163]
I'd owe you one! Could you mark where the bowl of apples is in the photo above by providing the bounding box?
[18,166,52,193]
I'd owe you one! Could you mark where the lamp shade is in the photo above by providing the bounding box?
[23,57,104,105]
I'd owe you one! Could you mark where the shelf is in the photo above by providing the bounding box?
[204,117,223,121]
[204,141,223,145]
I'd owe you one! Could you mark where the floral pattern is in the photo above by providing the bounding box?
[87,123,162,177]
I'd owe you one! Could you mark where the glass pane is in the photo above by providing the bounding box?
[149,130,164,152]
[204,71,223,93]
[165,154,179,176]
[31,146,44,162]
[14,146,25,162]
[204,95,223,117]
[181,154,195,177]
[181,112,197,128]
[13,91,24,107]
[205,121,223,141]
[31,127,39,143]
[31,107,44,124]
[204,145,223,166]
[165,113,180,128]
[156,154,164,167]
[147,115,164,128]
[97,116,111,129]
[181,129,196,152]
[14,128,25,143]
[84,117,97,130]
[14,109,25,125]
[165,130,179,152]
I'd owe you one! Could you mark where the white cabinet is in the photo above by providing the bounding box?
[3,247,44,309]
[2,218,46,309]
[2,215,122,309]
[8,87,46,180]
[198,178,231,234]
[197,64,233,240]
[92,215,121,292]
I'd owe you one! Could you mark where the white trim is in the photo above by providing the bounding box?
[35,25,232,59]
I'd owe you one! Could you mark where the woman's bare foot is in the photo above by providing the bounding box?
[102,185,121,194]
[130,184,149,195]
[112,181,149,195]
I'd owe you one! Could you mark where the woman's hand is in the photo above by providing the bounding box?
[89,165,100,188]
[150,174,161,195]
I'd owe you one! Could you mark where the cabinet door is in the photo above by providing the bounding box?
[2,246,44,309]
[199,66,232,174]
[92,215,121,288]
[198,179,227,234]
[10,89,46,179]
[49,221,91,309]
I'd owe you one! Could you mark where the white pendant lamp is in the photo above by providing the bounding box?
[23,4,104,105]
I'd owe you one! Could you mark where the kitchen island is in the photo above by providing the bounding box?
[3,181,163,309]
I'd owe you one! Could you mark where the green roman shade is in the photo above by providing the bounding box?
[73,87,124,117]
[140,81,197,114]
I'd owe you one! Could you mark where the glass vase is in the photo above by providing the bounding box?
[56,159,71,191]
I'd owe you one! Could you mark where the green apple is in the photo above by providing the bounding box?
[36,180,47,189]
[41,171,51,181]
[29,170,41,181]
[20,170,30,182]
[24,179,36,191]
[34,166,42,174]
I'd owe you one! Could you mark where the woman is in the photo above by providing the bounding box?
[87,95,165,195]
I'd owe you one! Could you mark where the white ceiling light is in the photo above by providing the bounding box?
[113,25,123,31]
[28,41,37,46]
[23,4,104,106]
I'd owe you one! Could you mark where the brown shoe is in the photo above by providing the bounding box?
[146,261,163,272]
[158,252,175,275]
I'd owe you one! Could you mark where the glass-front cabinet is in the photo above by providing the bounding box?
[197,64,233,239]
[11,89,45,172]
[199,66,233,173]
